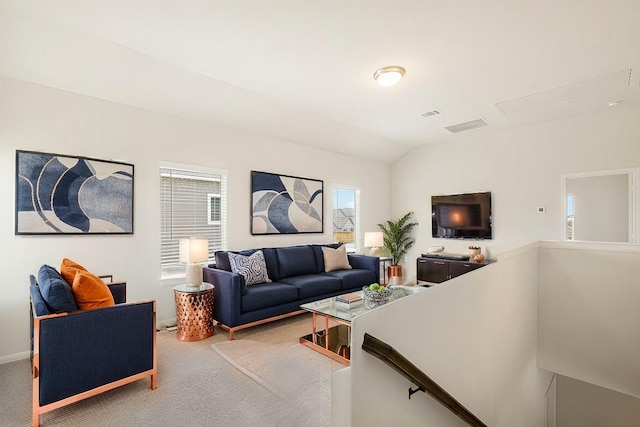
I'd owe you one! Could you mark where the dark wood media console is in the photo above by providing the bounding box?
[416,256,488,284]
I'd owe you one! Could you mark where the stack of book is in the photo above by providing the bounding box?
[335,292,363,310]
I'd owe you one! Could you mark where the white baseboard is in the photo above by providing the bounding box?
[0,351,30,365]
[157,318,177,330]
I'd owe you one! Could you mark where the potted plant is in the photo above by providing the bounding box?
[378,212,418,285]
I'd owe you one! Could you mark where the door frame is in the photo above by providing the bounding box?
[560,168,638,242]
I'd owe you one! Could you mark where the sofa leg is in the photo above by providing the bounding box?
[215,323,235,340]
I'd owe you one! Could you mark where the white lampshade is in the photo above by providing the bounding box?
[179,238,209,287]
[179,238,209,263]
[364,232,384,257]
[364,232,384,248]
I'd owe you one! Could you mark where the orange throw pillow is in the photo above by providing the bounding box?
[60,258,88,285]
[61,258,115,310]
[72,271,115,310]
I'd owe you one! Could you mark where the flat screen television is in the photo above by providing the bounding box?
[432,192,492,239]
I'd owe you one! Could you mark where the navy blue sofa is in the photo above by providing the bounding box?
[203,244,379,339]
[29,275,157,427]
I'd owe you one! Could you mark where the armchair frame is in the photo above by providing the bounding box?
[30,277,157,427]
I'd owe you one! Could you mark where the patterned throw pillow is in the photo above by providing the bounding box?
[228,250,271,286]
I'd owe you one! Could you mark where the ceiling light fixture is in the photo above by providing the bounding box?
[373,65,406,87]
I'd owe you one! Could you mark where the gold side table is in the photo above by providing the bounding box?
[173,283,215,342]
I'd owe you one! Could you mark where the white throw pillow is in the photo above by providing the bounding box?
[322,245,352,272]
[228,250,271,285]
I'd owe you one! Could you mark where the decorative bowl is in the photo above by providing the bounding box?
[363,286,393,310]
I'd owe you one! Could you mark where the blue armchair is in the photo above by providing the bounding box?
[29,275,157,427]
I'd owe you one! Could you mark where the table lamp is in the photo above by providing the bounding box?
[179,237,209,288]
[364,232,384,257]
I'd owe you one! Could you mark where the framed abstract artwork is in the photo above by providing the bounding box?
[15,150,134,235]
[250,170,323,235]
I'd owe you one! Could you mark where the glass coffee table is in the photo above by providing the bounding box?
[299,286,423,365]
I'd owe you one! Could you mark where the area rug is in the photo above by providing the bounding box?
[211,339,342,426]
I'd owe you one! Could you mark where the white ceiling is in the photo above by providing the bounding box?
[2,0,639,163]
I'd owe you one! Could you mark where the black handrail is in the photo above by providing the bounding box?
[362,333,487,427]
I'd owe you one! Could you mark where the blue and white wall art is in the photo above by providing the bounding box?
[251,170,323,235]
[15,150,134,234]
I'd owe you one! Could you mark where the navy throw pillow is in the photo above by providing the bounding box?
[214,251,232,271]
[37,264,78,313]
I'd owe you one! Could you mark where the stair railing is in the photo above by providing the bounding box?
[362,333,487,427]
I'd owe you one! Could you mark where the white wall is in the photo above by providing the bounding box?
[349,244,552,426]
[547,375,557,427]
[555,375,640,427]
[391,103,640,282]
[0,77,392,361]
[347,240,640,425]
[537,241,640,399]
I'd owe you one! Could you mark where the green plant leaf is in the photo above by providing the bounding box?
[377,211,418,265]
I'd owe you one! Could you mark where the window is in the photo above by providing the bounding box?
[566,194,574,240]
[208,194,221,225]
[332,186,360,252]
[160,165,227,278]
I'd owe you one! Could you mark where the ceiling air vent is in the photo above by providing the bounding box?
[421,110,441,117]
[444,118,490,133]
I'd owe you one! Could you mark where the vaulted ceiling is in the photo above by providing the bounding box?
[2,0,639,163]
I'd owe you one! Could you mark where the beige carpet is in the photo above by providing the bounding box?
[212,339,340,426]
[0,314,343,427]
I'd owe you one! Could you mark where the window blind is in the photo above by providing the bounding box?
[160,167,227,276]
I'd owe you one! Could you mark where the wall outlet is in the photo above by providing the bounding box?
[537,207,546,213]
